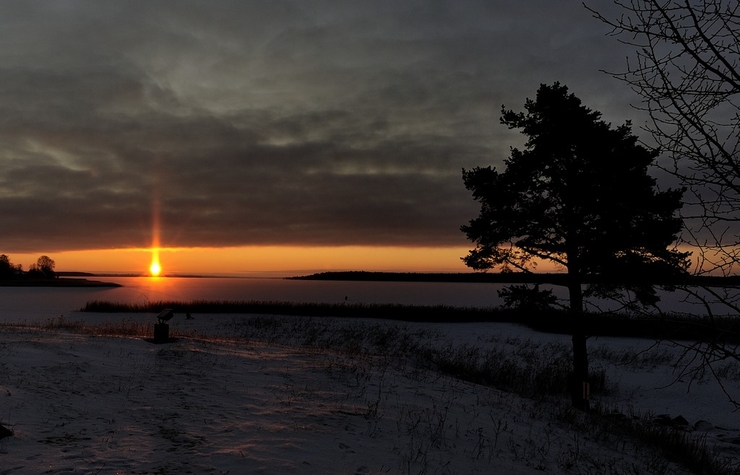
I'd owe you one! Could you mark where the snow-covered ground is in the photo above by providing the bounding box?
[0,312,739,474]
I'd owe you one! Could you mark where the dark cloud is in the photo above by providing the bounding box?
[0,0,640,252]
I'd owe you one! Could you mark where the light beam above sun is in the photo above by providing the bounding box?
[150,187,163,277]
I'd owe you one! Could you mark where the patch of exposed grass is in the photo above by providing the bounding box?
[557,404,738,475]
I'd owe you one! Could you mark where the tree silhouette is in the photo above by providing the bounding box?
[587,0,740,408]
[0,254,23,278]
[498,284,558,313]
[461,83,690,409]
[587,1,740,278]
[36,255,56,278]
[0,254,12,278]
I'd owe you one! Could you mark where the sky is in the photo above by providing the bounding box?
[0,1,642,275]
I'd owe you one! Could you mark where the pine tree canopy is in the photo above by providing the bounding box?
[461,83,690,306]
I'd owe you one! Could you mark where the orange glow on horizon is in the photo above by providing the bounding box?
[24,245,480,276]
[2,243,706,277]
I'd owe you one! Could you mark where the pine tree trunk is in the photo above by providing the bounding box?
[568,279,589,410]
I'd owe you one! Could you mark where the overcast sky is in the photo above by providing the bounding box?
[0,1,639,254]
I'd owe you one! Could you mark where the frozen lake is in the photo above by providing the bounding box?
[0,275,734,323]
[0,276,503,322]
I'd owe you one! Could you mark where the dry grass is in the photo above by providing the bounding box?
[1,314,736,474]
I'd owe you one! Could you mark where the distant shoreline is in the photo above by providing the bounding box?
[288,270,740,287]
[287,271,553,283]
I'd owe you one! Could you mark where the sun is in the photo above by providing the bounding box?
[149,259,162,277]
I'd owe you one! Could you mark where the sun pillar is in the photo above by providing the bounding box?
[149,190,162,277]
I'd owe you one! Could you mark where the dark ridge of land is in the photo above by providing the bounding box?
[80,299,740,343]
[0,278,121,287]
[287,271,556,283]
[288,271,740,287]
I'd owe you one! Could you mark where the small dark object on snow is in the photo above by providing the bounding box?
[672,415,689,427]
[152,308,173,343]
[186,312,194,320]
[156,309,174,324]
[654,414,690,429]
[694,420,713,431]
[0,424,12,439]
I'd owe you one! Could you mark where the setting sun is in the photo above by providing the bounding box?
[149,260,161,277]
[149,247,162,276]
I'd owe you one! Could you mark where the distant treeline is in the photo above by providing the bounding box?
[0,255,120,287]
[289,271,740,287]
[81,299,740,343]
[0,254,56,280]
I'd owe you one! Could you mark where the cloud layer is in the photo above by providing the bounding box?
[0,1,636,252]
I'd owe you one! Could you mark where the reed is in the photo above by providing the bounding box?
[81,299,740,342]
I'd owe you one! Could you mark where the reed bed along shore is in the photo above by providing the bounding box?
[81,298,740,343]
